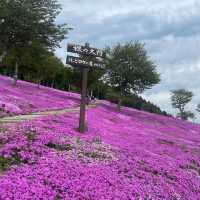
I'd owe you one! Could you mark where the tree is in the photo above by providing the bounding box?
[36,53,64,88]
[105,42,160,111]
[177,111,195,121]
[0,0,70,85]
[2,41,63,87]
[197,104,200,112]
[171,89,194,120]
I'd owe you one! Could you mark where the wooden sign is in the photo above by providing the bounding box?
[66,43,105,133]
[67,43,105,58]
[66,56,105,69]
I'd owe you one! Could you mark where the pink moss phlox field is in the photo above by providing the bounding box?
[0,99,200,199]
[0,75,80,117]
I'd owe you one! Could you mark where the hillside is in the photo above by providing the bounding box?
[0,75,80,117]
[0,77,200,200]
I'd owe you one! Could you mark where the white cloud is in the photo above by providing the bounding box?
[142,89,200,123]
[142,91,174,114]
[56,0,200,123]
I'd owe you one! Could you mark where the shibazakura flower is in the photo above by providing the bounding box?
[0,100,200,199]
[0,75,80,117]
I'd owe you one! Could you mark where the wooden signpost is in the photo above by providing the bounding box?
[66,43,105,133]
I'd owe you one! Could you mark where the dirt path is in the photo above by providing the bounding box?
[0,101,99,124]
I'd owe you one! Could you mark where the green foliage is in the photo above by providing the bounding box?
[46,142,73,151]
[171,89,193,110]
[0,0,70,84]
[64,67,106,94]
[0,0,69,52]
[25,130,37,142]
[0,154,23,172]
[177,111,195,121]
[34,52,64,85]
[83,151,108,160]
[197,104,200,113]
[90,80,111,100]
[105,91,119,104]
[88,69,106,91]
[106,92,170,116]
[105,42,160,95]
[0,126,8,133]
[171,89,194,120]
[0,156,12,171]
[53,66,81,92]
[105,42,160,111]
[3,46,64,86]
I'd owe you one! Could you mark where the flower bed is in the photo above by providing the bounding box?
[0,102,200,199]
[0,75,80,117]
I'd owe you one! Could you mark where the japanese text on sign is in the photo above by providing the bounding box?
[67,44,105,58]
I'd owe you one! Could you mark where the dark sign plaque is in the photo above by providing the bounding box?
[66,56,105,69]
[67,43,105,58]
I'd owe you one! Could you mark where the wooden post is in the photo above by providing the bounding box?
[13,61,18,85]
[79,67,88,133]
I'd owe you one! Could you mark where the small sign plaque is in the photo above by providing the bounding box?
[66,56,105,69]
[67,43,105,58]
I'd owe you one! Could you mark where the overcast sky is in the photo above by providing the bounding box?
[56,0,200,123]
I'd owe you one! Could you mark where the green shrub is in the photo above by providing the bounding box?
[0,154,23,172]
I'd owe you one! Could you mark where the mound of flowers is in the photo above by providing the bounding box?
[0,102,200,199]
[0,75,80,117]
